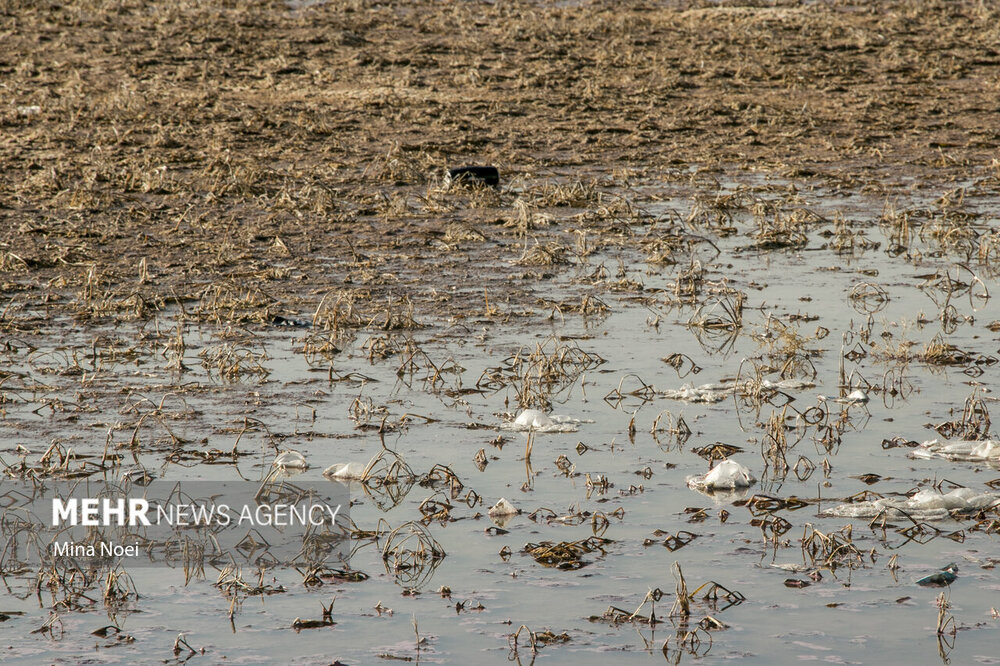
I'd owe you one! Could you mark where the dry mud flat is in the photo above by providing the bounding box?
[2,1,1000,665]
[2,0,1000,322]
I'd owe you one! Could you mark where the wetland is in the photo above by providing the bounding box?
[2,0,1000,663]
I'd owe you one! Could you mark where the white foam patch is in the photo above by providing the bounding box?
[827,487,1000,520]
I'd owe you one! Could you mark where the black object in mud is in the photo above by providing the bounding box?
[447,166,500,187]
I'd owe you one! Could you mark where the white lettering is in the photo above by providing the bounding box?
[52,498,77,526]
[102,498,126,524]
[129,499,150,526]
[81,499,99,525]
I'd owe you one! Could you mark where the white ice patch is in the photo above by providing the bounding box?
[661,379,815,403]
[488,497,518,527]
[323,461,367,480]
[817,389,869,404]
[661,383,734,403]
[844,389,869,403]
[501,409,584,432]
[687,459,756,491]
[488,497,518,517]
[911,439,1000,462]
[273,450,308,470]
[760,379,817,391]
[121,467,155,485]
[514,409,552,428]
[826,487,1000,520]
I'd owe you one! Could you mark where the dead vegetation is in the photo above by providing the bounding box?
[478,339,604,409]
[3,0,1000,335]
[522,536,613,570]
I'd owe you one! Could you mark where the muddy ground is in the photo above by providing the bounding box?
[2,0,999,331]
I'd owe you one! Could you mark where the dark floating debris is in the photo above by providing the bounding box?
[644,529,699,552]
[92,625,122,637]
[270,314,310,328]
[446,165,499,187]
[523,536,612,570]
[292,600,336,630]
[693,443,744,461]
[917,563,959,587]
[312,568,369,584]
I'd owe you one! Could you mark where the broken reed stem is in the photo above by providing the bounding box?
[413,614,420,654]
[670,561,690,620]
[935,591,956,636]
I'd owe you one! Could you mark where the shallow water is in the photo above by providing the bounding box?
[2,170,999,664]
